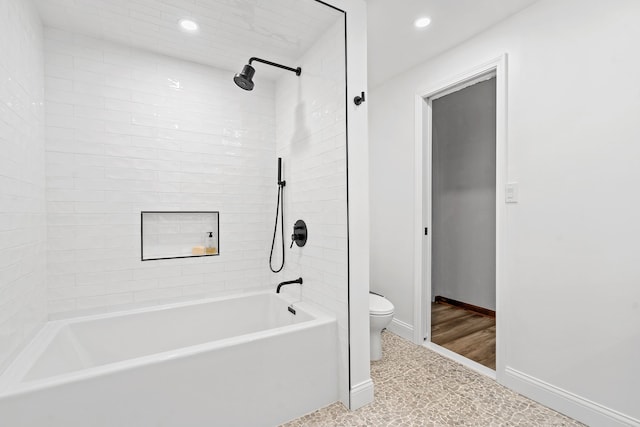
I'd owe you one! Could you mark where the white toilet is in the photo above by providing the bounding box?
[369,292,394,361]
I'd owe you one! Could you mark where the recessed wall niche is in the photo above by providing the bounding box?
[141,212,220,261]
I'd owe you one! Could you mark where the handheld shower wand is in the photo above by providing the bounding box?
[277,157,286,187]
[269,158,286,273]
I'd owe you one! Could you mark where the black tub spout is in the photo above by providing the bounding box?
[276,277,303,293]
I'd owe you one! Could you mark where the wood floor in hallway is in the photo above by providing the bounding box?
[431,302,496,369]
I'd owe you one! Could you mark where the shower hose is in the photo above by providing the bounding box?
[269,183,285,273]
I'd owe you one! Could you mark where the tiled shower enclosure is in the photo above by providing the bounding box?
[1,0,351,407]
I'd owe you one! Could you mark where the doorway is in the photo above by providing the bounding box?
[413,55,507,378]
[430,76,496,370]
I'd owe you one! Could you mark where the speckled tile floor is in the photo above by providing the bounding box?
[282,332,584,426]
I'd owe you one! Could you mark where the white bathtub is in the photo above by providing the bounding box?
[0,291,338,426]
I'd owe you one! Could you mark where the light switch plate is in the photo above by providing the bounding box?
[505,182,519,203]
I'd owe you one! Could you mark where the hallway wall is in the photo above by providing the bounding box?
[432,78,496,310]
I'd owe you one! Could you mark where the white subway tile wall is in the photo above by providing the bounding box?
[44,29,277,318]
[274,18,349,405]
[0,0,47,373]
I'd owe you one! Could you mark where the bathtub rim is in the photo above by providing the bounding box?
[0,290,335,398]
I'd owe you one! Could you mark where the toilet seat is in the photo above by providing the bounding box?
[369,293,394,316]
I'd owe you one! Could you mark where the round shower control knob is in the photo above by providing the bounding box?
[291,220,307,247]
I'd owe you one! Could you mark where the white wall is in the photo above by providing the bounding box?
[335,0,372,409]
[44,29,277,318]
[370,0,640,424]
[432,78,496,310]
[275,17,349,405]
[0,0,47,374]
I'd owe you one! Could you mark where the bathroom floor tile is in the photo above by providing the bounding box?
[282,332,584,427]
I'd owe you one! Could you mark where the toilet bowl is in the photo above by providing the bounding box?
[369,293,394,361]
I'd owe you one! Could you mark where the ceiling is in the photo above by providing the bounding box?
[366,0,540,87]
[34,0,342,80]
[34,1,541,87]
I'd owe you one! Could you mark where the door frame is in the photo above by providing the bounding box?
[413,54,508,379]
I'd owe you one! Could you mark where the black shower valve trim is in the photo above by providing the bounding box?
[290,220,307,248]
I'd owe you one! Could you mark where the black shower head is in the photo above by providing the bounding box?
[233,57,301,91]
[234,64,255,91]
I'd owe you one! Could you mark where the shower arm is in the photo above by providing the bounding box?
[249,57,302,76]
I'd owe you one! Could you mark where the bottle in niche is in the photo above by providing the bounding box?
[205,232,217,255]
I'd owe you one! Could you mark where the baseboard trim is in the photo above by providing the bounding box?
[387,318,414,342]
[349,379,374,410]
[434,296,495,318]
[503,367,639,427]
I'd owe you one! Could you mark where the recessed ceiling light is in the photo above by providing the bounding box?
[179,19,199,32]
[414,17,431,29]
